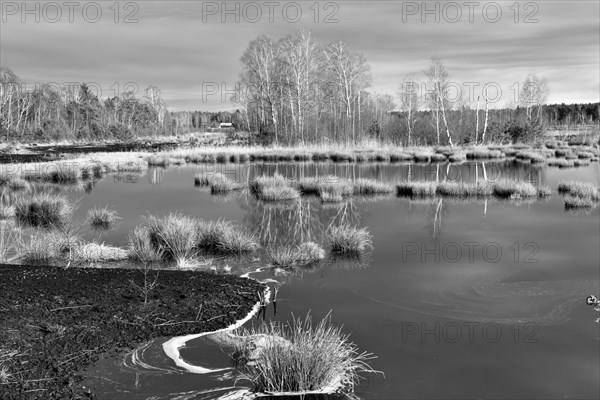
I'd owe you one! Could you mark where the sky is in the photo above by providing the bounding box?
[1,0,599,111]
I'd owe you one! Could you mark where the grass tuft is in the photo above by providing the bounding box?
[266,246,304,268]
[13,194,72,229]
[389,152,413,162]
[0,204,15,220]
[210,175,244,194]
[396,180,547,200]
[327,225,372,255]
[547,159,574,168]
[564,195,596,209]
[18,233,62,265]
[396,181,437,197]
[536,186,552,198]
[436,181,493,198]
[143,213,198,266]
[554,149,572,158]
[576,151,594,159]
[215,225,260,254]
[267,242,325,268]
[233,313,377,394]
[7,177,29,191]
[250,174,300,202]
[558,180,600,201]
[87,206,120,230]
[129,226,165,263]
[298,241,326,262]
[352,179,394,196]
[429,153,448,162]
[329,151,355,163]
[196,219,260,254]
[491,180,538,198]
[413,153,431,162]
[250,174,290,196]
[147,155,171,167]
[258,185,301,202]
[47,166,81,183]
[314,176,353,200]
[194,172,227,187]
[448,152,466,162]
[465,149,504,159]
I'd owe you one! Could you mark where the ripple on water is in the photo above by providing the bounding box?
[352,275,598,325]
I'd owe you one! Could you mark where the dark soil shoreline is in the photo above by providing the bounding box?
[0,133,248,164]
[0,141,181,164]
[0,264,265,400]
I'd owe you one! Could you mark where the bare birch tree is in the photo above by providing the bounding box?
[519,71,550,123]
[399,73,419,145]
[323,41,372,144]
[425,57,454,147]
[145,86,167,127]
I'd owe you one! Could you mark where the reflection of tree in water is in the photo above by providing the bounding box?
[238,195,367,247]
[424,198,448,240]
[148,167,165,185]
[325,253,371,271]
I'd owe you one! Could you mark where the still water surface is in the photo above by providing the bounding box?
[32,160,599,399]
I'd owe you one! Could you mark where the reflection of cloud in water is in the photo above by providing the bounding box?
[350,272,598,325]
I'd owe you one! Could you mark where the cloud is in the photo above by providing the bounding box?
[1,0,597,110]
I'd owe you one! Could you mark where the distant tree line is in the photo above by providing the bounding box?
[0,66,244,143]
[234,29,598,146]
[1,28,598,145]
[390,103,599,146]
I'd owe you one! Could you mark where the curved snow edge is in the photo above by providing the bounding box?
[162,284,271,374]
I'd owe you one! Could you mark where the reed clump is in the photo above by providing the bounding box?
[396,181,437,197]
[266,243,325,268]
[396,180,549,200]
[564,195,596,209]
[515,151,547,164]
[147,154,172,167]
[233,314,377,394]
[131,214,259,266]
[195,219,260,255]
[491,180,539,198]
[327,225,373,255]
[143,213,198,267]
[558,180,600,201]
[352,179,394,196]
[465,149,504,159]
[87,206,120,230]
[547,159,575,168]
[13,194,72,229]
[250,174,300,202]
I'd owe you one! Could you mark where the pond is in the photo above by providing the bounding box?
[4,159,600,399]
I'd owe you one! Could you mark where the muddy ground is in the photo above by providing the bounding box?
[0,133,252,164]
[0,264,264,400]
[0,141,180,164]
